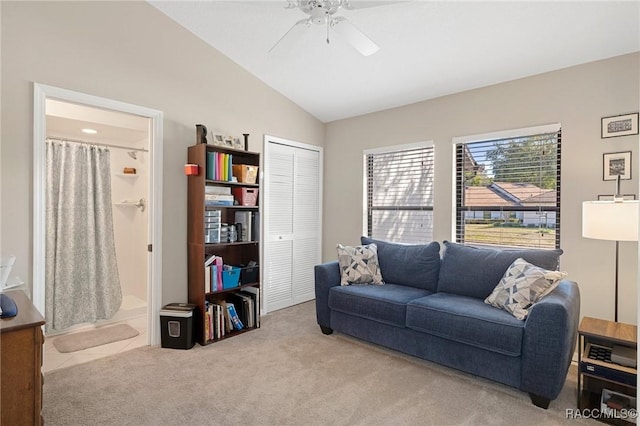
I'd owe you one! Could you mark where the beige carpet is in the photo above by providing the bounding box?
[52,324,140,353]
[43,301,588,425]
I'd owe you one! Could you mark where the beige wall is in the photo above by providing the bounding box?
[0,1,325,306]
[325,53,640,324]
[2,1,638,326]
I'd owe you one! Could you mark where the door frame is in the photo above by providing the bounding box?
[263,134,323,313]
[33,83,164,345]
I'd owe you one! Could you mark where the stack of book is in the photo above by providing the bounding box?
[206,151,233,181]
[205,186,233,207]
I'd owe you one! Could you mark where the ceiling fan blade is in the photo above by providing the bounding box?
[340,0,403,10]
[332,17,379,56]
[269,18,310,54]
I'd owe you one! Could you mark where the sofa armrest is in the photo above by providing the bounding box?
[314,261,341,329]
[520,280,580,401]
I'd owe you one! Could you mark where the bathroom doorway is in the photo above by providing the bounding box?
[33,84,163,369]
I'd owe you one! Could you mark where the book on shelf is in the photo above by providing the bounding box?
[205,301,210,340]
[204,255,215,293]
[226,303,244,330]
[204,255,224,292]
[206,152,215,180]
[205,194,234,202]
[218,303,225,337]
[234,211,252,242]
[205,186,231,195]
[205,267,211,293]
[227,293,253,328]
[205,200,233,207]
[251,212,260,241]
[218,300,232,332]
[240,286,260,328]
[214,257,223,291]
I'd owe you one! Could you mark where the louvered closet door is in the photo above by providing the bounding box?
[291,147,320,305]
[264,138,321,313]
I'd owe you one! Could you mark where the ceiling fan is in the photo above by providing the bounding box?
[270,0,385,56]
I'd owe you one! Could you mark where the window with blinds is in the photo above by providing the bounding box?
[366,144,434,244]
[455,129,561,249]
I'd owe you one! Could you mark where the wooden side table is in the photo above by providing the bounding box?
[0,290,46,426]
[577,316,637,425]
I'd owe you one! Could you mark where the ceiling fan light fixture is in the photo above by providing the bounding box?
[272,0,381,56]
[310,8,329,25]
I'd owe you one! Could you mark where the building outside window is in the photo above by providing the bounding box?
[454,125,561,249]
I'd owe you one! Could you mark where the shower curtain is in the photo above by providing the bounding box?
[45,139,122,333]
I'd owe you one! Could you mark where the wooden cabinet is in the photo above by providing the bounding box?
[578,317,637,425]
[0,290,45,426]
[187,143,261,345]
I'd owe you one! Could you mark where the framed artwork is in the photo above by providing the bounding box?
[603,151,632,181]
[601,113,639,138]
[598,194,636,201]
[213,134,226,147]
[232,137,244,150]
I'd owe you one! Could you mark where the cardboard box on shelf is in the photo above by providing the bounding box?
[232,165,258,184]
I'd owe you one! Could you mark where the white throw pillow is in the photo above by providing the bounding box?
[484,257,567,320]
[336,243,384,286]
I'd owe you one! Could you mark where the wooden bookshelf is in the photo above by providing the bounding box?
[187,142,261,345]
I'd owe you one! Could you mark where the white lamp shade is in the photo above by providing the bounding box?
[582,200,639,241]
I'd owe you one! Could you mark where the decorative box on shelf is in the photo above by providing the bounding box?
[232,164,258,184]
[232,187,258,206]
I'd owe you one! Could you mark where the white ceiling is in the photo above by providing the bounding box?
[149,1,640,123]
[46,99,149,147]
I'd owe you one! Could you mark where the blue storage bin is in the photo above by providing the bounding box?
[222,267,241,289]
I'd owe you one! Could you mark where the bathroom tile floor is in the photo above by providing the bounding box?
[43,314,148,373]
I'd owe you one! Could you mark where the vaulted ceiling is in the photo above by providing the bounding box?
[149,1,640,122]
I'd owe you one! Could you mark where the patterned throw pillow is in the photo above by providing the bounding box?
[484,258,567,320]
[336,243,384,286]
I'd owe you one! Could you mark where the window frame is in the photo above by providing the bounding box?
[452,124,562,250]
[363,141,435,243]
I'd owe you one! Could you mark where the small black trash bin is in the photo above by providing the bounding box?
[160,303,196,349]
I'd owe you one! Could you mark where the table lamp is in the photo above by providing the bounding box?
[582,178,639,322]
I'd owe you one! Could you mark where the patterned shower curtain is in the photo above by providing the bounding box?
[45,139,122,333]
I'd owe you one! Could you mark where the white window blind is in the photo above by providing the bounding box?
[455,130,561,249]
[366,145,434,244]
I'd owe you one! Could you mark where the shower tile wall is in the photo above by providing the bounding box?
[110,143,148,306]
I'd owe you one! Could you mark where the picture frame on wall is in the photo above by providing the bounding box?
[601,113,639,138]
[598,194,636,201]
[603,151,632,181]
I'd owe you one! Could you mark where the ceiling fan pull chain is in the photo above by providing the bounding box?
[326,18,330,44]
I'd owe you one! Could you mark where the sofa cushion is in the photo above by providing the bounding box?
[485,258,568,320]
[329,284,432,327]
[336,243,384,286]
[437,241,563,299]
[361,237,441,291]
[406,292,525,356]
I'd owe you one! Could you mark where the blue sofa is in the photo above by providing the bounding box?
[314,239,580,409]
